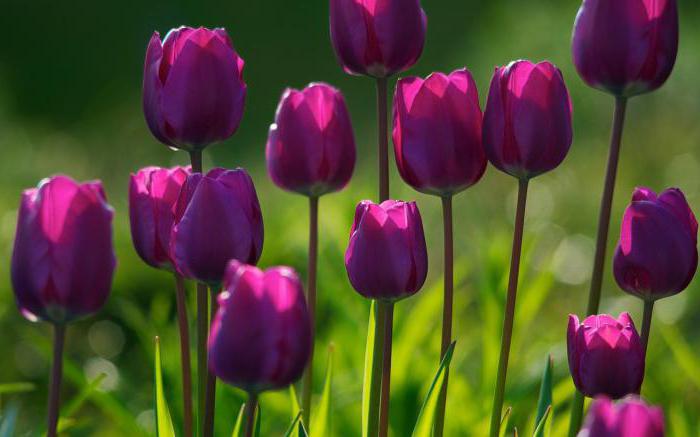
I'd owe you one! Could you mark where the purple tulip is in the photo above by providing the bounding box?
[345,200,428,301]
[393,68,486,196]
[613,187,698,301]
[129,166,190,270]
[483,60,573,180]
[11,176,116,323]
[266,83,356,197]
[208,261,311,392]
[329,0,427,77]
[579,396,665,437]
[143,26,246,150]
[170,168,263,285]
[572,0,678,97]
[567,313,645,399]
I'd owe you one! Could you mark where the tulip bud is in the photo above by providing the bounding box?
[208,261,311,393]
[345,200,428,301]
[171,168,263,285]
[572,0,678,97]
[11,176,116,323]
[129,166,190,270]
[143,26,246,151]
[567,313,645,399]
[329,0,427,78]
[266,83,356,197]
[483,60,573,180]
[613,187,698,301]
[393,69,486,196]
[579,396,665,437]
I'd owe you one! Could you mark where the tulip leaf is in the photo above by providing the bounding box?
[231,403,245,437]
[297,420,309,437]
[283,411,303,437]
[499,407,512,437]
[0,403,19,437]
[153,337,175,437]
[311,344,334,436]
[411,341,456,437]
[362,301,377,437]
[533,355,553,437]
[532,406,552,437]
[254,403,261,437]
[287,386,303,437]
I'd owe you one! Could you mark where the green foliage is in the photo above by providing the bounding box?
[411,342,456,437]
[499,407,512,437]
[361,301,376,437]
[533,356,553,437]
[154,337,175,437]
[231,404,245,437]
[310,345,334,436]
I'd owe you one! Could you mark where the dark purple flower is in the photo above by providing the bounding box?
[11,176,116,323]
[567,313,645,399]
[613,187,698,301]
[345,200,428,301]
[170,168,263,285]
[266,83,356,197]
[483,60,573,180]
[579,396,665,437]
[129,166,190,270]
[143,26,246,150]
[572,0,678,97]
[208,261,311,393]
[393,68,486,196]
[329,0,427,77]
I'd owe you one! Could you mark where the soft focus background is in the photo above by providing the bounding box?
[1,0,700,435]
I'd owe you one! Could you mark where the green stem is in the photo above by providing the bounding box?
[640,300,655,354]
[196,283,208,436]
[376,77,389,202]
[301,196,319,427]
[378,301,394,437]
[174,275,193,437]
[367,301,388,437]
[489,178,529,437]
[189,150,203,173]
[244,392,258,437]
[47,323,66,437]
[203,287,219,436]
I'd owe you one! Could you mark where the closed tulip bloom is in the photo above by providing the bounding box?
[572,0,678,97]
[11,176,116,323]
[330,0,427,77]
[208,261,311,392]
[567,313,645,399]
[129,166,190,270]
[393,69,486,196]
[171,168,263,285]
[143,26,246,150]
[483,60,573,180]
[266,83,356,197]
[613,187,698,301]
[345,200,428,300]
[579,396,665,437]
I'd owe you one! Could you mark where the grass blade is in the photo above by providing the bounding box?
[533,355,553,437]
[362,301,376,437]
[499,407,512,437]
[0,383,35,395]
[283,411,303,437]
[411,341,456,437]
[154,337,175,437]
[532,406,552,437]
[311,344,334,435]
[231,403,246,437]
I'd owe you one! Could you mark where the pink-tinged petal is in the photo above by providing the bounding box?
[657,188,698,239]
[631,186,657,202]
[330,0,372,75]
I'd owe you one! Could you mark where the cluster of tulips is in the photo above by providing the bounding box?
[8,0,695,436]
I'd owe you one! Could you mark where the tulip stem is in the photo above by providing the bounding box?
[378,301,394,437]
[174,274,194,437]
[367,301,388,436]
[189,150,203,173]
[203,287,219,437]
[489,178,529,437]
[47,323,66,437]
[376,77,389,202]
[434,195,454,437]
[301,196,319,427]
[640,300,655,354]
[196,283,209,436]
[568,95,628,437]
[244,393,258,437]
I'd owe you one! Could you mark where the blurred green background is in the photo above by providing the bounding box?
[1,0,700,435]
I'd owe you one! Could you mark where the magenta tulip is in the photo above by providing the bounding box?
[393,68,486,196]
[613,187,698,301]
[208,261,311,392]
[579,396,665,437]
[143,26,246,151]
[572,0,678,97]
[345,200,428,301]
[567,313,645,399]
[11,176,116,323]
[483,60,573,180]
[129,166,190,270]
[171,168,263,285]
[266,83,356,197]
[329,0,427,77]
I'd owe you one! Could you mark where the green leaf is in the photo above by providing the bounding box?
[0,403,19,437]
[311,344,334,436]
[362,301,376,437]
[532,406,552,437]
[58,373,107,433]
[297,419,309,437]
[0,382,35,395]
[231,404,246,437]
[533,355,553,437]
[154,337,175,437]
[283,411,303,437]
[499,407,512,437]
[289,385,301,417]
[411,341,456,437]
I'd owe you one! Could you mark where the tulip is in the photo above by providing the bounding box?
[567,313,645,399]
[129,166,191,270]
[11,175,116,324]
[329,0,427,78]
[266,83,356,197]
[393,68,485,196]
[171,168,263,285]
[579,396,665,437]
[208,260,311,392]
[143,26,246,151]
[483,60,573,180]
[572,0,678,97]
[613,187,698,301]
